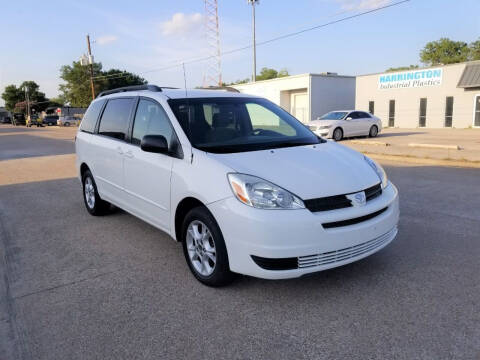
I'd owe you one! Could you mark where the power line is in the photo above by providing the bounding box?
[91,0,410,82]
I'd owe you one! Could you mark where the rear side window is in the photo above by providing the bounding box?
[98,98,134,140]
[132,99,174,147]
[80,100,104,133]
[359,112,371,118]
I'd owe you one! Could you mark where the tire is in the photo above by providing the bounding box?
[333,127,343,141]
[181,206,235,287]
[82,170,110,216]
[369,125,378,138]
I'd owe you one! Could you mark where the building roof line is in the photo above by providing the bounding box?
[356,60,480,78]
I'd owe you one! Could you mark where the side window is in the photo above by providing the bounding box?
[98,98,134,140]
[80,99,105,133]
[346,112,358,119]
[132,99,175,147]
[359,112,371,118]
[246,103,296,136]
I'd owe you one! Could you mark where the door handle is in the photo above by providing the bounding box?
[124,150,134,159]
[116,147,124,155]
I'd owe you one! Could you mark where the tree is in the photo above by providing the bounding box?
[59,61,104,107]
[1,85,23,112]
[386,65,419,72]
[256,67,290,81]
[469,39,480,61]
[420,38,470,66]
[1,81,48,113]
[102,69,147,90]
[59,61,147,107]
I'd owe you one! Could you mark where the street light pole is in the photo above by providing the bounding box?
[86,35,95,99]
[248,0,259,82]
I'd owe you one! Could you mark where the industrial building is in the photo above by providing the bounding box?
[232,73,356,124]
[355,60,480,128]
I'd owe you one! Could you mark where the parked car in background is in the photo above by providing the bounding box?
[1,116,11,124]
[43,115,59,126]
[308,110,382,141]
[58,116,78,126]
[76,85,399,286]
[13,113,26,126]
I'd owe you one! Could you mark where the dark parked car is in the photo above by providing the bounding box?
[1,116,11,124]
[13,113,26,126]
[43,115,59,126]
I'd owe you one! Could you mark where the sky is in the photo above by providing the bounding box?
[0,0,479,106]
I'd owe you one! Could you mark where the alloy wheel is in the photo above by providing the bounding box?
[84,177,95,209]
[186,220,217,276]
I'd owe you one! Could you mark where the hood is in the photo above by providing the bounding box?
[208,142,380,200]
[307,119,340,128]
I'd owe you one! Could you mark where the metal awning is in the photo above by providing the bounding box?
[457,63,480,88]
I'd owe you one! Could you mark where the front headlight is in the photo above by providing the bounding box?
[318,125,332,130]
[364,156,388,189]
[227,173,305,209]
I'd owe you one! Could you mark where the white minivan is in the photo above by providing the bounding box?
[76,85,399,286]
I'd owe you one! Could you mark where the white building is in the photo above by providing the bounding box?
[232,73,356,123]
[356,61,480,128]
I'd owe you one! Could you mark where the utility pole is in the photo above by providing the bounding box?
[24,87,30,120]
[86,35,95,99]
[248,0,259,82]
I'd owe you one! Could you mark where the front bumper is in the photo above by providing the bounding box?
[207,182,399,279]
[313,128,332,138]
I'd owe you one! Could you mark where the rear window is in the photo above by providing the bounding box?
[80,100,105,133]
[98,98,134,140]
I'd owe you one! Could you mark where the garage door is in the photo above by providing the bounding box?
[291,93,308,123]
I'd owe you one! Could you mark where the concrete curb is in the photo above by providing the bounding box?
[408,143,462,150]
[365,152,480,168]
[349,140,390,146]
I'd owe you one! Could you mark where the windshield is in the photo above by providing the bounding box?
[319,111,348,120]
[168,97,322,153]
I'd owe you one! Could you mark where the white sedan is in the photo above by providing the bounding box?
[308,110,382,141]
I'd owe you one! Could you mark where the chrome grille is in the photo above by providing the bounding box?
[298,227,397,269]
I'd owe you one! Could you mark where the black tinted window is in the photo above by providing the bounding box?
[359,112,371,118]
[98,98,134,140]
[80,100,104,133]
[132,99,174,147]
[347,112,359,119]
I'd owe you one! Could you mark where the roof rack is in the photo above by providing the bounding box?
[198,86,240,93]
[97,85,173,98]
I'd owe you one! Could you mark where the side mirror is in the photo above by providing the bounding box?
[346,116,353,121]
[141,135,169,154]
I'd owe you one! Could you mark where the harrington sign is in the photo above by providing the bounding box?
[378,68,443,90]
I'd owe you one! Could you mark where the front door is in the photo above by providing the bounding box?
[123,98,175,231]
[475,95,480,127]
[291,93,308,123]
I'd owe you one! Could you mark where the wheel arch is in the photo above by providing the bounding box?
[174,197,208,242]
[80,163,90,178]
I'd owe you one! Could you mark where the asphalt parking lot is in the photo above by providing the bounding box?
[0,124,479,359]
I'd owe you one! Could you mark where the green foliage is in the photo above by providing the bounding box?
[256,67,290,81]
[1,85,22,112]
[224,67,290,85]
[59,61,147,108]
[1,81,48,113]
[386,65,419,72]
[469,39,480,61]
[420,38,470,65]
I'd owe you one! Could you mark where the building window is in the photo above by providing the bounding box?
[419,98,427,127]
[445,97,454,127]
[368,101,374,115]
[388,100,395,127]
